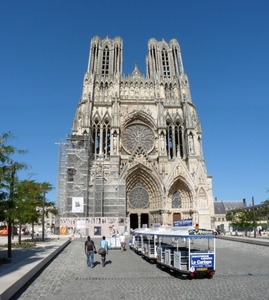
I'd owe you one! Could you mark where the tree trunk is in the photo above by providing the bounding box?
[31,223,35,240]
[18,223,22,245]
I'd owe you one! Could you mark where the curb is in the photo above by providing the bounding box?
[218,235,269,247]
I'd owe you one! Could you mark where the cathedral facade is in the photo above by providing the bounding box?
[56,36,215,231]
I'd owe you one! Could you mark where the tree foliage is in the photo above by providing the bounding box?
[226,209,255,233]
[257,204,269,222]
[226,204,269,234]
[0,132,57,245]
[0,132,27,222]
[13,180,57,243]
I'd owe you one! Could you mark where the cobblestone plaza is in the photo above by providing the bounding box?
[11,238,269,300]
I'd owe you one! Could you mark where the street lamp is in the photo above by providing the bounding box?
[8,164,16,258]
[252,197,256,238]
[42,190,46,242]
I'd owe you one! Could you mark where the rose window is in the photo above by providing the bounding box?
[122,124,155,154]
[129,183,149,209]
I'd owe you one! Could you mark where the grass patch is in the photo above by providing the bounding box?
[2,241,36,248]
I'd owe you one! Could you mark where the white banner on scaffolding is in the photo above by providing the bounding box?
[72,197,84,213]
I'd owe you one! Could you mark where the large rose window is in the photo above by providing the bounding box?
[129,183,149,209]
[121,124,155,154]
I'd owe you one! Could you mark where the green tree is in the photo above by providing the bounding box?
[12,180,42,244]
[226,208,259,236]
[13,180,57,243]
[256,203,269,230]
[0,132,27,257]
[1,132,58,251]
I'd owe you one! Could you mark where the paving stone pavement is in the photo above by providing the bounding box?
[0,236,68,274]
[10,237,269,300]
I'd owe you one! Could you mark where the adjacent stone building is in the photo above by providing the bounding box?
[214,199,247,232]
[56,36,215,231]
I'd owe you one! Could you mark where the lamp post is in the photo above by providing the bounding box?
[42,190,46,241]
[252,196,256,238]
[8,164,16,258]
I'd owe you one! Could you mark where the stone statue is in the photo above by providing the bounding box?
[189,134,194,154]
[160,133,165,152]
[113,133,117,152]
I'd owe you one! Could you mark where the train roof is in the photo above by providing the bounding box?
[133,227,215,239]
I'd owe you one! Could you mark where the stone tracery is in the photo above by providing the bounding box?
[121,124,155,154]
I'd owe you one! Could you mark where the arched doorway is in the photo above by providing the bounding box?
[130,214,138,230]
[141,213,149,228]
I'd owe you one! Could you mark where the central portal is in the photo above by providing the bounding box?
[130,213,149,229]
[130,214,138,230]
[141,213,149,228]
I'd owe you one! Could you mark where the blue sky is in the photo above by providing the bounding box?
[1,1,268,205]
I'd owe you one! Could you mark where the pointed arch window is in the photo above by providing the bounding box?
[162,48,170,78]
[92,118,100,157]
[91,45,97,73]
[175,121,184,158]
[102,46,109,75]
[166,120,173,158]
[165,119,184,159]
[92,116,111,158]
[172,191,182,208]
[103,118,111,157]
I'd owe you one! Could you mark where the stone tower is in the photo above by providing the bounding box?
[56,36,215,230]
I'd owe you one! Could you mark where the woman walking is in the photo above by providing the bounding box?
[100,236,109,267]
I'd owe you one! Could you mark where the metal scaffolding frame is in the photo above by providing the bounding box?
[56,135,126,219]
[55,141,68,216]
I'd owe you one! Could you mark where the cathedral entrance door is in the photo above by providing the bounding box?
[141,213,149,228]
[173,213,181,221]
[130,214,138,230]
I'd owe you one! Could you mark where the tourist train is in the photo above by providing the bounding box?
[129,220,216,279]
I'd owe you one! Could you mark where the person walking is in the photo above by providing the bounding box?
[119,233,126,251]
[85,236,96,268]
[100,236,109,267]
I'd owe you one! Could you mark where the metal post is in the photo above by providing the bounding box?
[252,197,256,238]
[42,190,46,241]
[8,165,16,258]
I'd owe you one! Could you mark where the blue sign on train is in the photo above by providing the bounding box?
[173,219,193,227]
[190,253,214,270]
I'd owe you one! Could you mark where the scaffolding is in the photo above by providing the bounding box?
[88,155,126,217]
[55,140,68,216]
[56,135,126,219]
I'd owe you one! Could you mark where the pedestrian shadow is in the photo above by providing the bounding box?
[93,260,112,267]
[93,261,101,267]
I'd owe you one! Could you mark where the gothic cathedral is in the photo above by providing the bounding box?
[56,36,215,231]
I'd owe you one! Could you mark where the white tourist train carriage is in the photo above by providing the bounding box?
[130,221,216,279]
[130,227,170,261]
[155,227,216,279]
[130,228,151,253]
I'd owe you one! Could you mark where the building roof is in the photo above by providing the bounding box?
[214,201,246,215]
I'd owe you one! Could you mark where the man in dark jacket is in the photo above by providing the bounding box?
[85,236,96,268]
